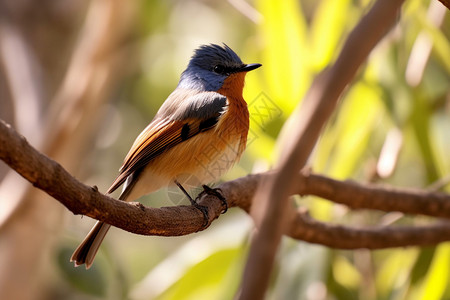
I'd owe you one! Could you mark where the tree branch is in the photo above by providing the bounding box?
[240,0,405,298]
[289,209,450,249]
[2,118,450,250]
[297,171,450,219]
[437,0,449,10]
[0,119,216,235]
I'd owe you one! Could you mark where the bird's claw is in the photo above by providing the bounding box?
[200,185,228,214]
[192,202,209,228]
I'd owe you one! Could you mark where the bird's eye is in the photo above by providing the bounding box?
[213,65,225,74]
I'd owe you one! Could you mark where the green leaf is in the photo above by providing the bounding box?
[410,92,440,183]
[256,0,310,112]
[419,243,450,300]
[375,249,419,299]
[332,255,361,289]
[158,248,242,300]
[309,0,352,70]
[310,82,383,220]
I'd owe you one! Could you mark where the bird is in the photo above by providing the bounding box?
[71,43,261,269]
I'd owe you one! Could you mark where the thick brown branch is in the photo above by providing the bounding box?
[221,171,450,221]
[224,173,450,249]
[2,118,450,250]
[0,119,219,235]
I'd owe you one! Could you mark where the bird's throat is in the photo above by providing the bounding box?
[217,72,246,101]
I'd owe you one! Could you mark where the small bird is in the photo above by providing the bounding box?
[71,43,261,269]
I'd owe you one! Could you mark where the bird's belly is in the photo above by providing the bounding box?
[126,131,244,201]
[188,137,242,184]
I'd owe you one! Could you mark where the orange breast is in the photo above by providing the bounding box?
[216,72,250,157]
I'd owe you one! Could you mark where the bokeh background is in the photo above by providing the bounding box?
[0,0,449,299]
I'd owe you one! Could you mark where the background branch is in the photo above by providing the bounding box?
[240,0,406,299]
[289,210,450,249]
[297,172,450,219]
[437,0,449,9]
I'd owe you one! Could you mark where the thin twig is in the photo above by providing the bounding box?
[227,0,263,24]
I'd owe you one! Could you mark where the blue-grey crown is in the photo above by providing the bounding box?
[178,44,245,92]
[189,44,244,70]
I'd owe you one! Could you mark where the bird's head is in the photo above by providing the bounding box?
[178,44,261,93]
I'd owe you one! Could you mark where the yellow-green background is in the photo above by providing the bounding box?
[7,0,449,299]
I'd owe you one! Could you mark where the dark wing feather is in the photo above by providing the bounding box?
[107,92,227,194]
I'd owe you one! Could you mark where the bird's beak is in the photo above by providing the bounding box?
[239,63,262,72]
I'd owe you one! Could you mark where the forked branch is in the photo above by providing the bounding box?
[1,119,450,249]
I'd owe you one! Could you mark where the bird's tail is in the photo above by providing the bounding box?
[71,173,138,269]
[70,221,111,269]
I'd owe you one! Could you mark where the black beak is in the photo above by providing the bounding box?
[239,63,262,72]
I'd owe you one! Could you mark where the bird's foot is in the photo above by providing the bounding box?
[175,180,209,227]
[199,185,228,214]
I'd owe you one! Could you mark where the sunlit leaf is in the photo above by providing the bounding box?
[419,243,450,300]
[430,114,450,181]
[310,82,384,220]
[375,249,419,299]
[157,248,242,300]
[328,83,383,179]
[256,0,310,113]
[410,93,440,183]
[309,0,352,70]
[332,255,361,289]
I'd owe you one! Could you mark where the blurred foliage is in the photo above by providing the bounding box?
[47,0,450,299]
